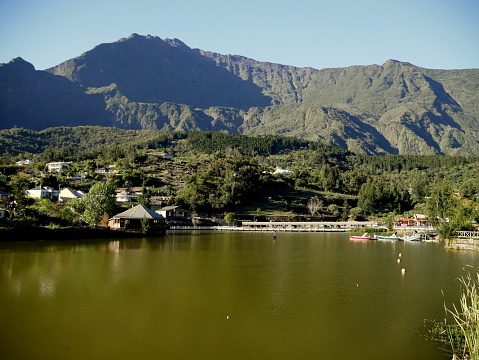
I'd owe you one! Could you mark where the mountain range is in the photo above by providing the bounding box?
[1,33,479,155]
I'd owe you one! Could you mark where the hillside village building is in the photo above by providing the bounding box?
[114,187,144,204]
[0,190,8,219]
[26,186,60,200]
[15,159,34,166]
[108,204,166,233]
[272,167,293,176]
[46,162,70,173]
[58,188,85,202]
[0,190,9,204]
[94,167,118,174]
[156,206,188,220]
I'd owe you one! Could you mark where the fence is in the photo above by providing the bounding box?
[446,231,479,251]
[455,231,479,238]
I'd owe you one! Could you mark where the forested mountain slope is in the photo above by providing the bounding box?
[1,34,478,155]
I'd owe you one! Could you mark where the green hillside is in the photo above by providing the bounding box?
[1,34,479,155]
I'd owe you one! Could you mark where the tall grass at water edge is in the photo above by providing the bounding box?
[425,267,479,360]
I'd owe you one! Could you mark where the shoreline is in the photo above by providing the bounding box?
[0,225,156,241]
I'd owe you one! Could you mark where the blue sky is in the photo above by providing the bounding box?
[1,0,478,70]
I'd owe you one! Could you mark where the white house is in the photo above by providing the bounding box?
[71,173,87,182]
[46,162,70,173]
[15,159,34,166]
[26,186,60,200]
[58,188,85,202]
[116,190,133,204]
[156,206,187,219]
[94,166,118,175]
[272,167,293,176]
[160,152,174,159]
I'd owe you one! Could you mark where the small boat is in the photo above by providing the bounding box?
[350,232,371,241]
[374,233,401,241]
[401,234,422,241]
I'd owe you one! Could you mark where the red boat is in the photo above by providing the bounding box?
[349,233,371,241]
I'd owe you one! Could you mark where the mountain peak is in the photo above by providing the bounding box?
[1,57,36,72]
[114,34,190,51]
[163,38,189,49]
[383,59,414,67]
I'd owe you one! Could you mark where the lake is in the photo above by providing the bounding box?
[1,231,478,360]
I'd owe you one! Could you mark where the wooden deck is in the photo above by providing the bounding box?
[240,221,379,232]
[170,221,381,232]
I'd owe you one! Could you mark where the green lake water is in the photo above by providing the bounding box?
[1,231,478,360]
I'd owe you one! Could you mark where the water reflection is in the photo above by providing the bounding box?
[1,233,478,360]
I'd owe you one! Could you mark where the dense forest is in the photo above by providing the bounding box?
[1,127,478,238]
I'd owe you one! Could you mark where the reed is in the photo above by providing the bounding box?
[445,269,479,360]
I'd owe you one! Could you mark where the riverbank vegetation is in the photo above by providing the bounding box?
[426,268,479,360]
[0,127,478,237]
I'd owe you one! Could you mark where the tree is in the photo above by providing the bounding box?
[141,217,152,234]
[60,198,84,224]
[137,187,151,206]
[113,169,149,188]
[358,179,412,215]
[328,204,340,218]
[319,165,341,192]
[307,197,323,217]
[340,199,351,221]
[224,212,235,225]
[425,181,478,240]
[425,181,457,240]
[349,207,367,221]
[175,153,263,213]
[81,181,117,226]
[7,173,35,218]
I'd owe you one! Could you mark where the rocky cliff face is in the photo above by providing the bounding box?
[0,57,113,130]
[49,34,271,110]
[1,34,479,155]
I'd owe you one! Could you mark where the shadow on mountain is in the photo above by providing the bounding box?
[347,115,399,154]
[424,75,463,131]
[0,58,113,130]
[51,35,272,110]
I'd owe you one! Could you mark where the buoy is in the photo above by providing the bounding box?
[226,316,229,319]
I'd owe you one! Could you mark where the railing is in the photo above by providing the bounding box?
[169,226,218,230]
[455,231,479,238]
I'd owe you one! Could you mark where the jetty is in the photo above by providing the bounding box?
[171,221,381,232]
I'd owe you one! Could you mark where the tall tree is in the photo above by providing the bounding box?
[426,181,462,240]
[307,197,323,217]
[81,181,117,226]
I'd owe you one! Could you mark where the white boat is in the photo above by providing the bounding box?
[350,232,371,241]
[374,233,401,241]
[401,234,422,241]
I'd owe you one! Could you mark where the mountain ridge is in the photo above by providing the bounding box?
[1,33,479,155]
